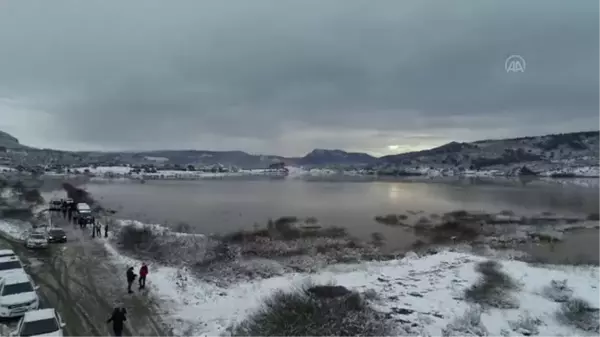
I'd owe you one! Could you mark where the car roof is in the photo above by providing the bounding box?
[1,270,30,285]
[0,256,20,263]
[23,309,56,322]
[49,228,65,232]
[0,249,15,256]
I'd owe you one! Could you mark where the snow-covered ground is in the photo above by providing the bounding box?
[104,242,599,337]
[0,215,598,336]
[0,165,16,172]
[0,220,29,241]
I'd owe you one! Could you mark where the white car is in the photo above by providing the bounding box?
[0,256,25,280]
[0,271,39,318]
[11,308,65,337]
[25,233,49,249]
[0,249,16,259]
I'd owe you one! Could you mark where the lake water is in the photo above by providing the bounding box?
[42,177,598,236]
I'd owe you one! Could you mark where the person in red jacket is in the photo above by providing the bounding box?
[138,263,148,289]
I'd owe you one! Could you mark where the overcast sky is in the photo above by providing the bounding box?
[0,0,597,156]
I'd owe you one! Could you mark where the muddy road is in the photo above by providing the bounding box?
[0,213,171,336]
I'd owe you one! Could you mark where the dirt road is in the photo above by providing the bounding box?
[0,213,171,336]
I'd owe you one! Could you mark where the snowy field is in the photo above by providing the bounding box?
[0,216,598,336]
[103,240,599,336]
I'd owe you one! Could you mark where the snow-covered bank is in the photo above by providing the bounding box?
[43,166,288,180]
[33,164,600,181]
[0,165,16,173]
[0,219,30,241]
[103,244,599,336]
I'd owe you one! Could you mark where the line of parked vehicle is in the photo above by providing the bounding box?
[0,250,66,336]
[23,201,70,250]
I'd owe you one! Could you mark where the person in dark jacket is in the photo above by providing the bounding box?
[104,221,109,238]
[95,219,102,237]
[107,306,127,336]
[138,263,148,289]
[126,267,136,294]
[67,205,73,222]
[61,201,67,218]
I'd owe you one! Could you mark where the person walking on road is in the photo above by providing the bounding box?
[61,200,67,219]
[104,221,109,238]
[95,220,102,237]
[126,267,136,294]
[139,263,148,289]
[107,305,127,336]
[67,205,73,222]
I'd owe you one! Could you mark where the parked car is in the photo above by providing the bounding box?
[75,203,91,216]
[0,271,39,318]
[11,308,66,337]
[24,233,49,250]
[0,250,16,259]
[0,256,25,280]
[47,228,67,244]
[48,200,62,212]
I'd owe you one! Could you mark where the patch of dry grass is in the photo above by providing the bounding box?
[229,282,395,336]
[464,260,520,309]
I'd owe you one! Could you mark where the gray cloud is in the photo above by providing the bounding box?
[0,0,597,156]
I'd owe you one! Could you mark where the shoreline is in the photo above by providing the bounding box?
[0,206,598,336]
[1,182,598,336]
[6,162,599,180]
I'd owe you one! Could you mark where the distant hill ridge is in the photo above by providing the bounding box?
[0,129,598,168]
[0,130,25,149]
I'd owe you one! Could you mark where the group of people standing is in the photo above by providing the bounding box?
[57,199,109,238]
[126,263,149,293]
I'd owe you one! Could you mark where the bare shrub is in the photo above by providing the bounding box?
[173,221,192,233]
[442,306,488,337]
[410,210,490,244]
[1,207,33,220]
[587,212,600,221]
[464,260,519,309]
[374,214,411,228]
[114,217,391,285]
[18,189,43,204]
[508,312,542,336]
[230,282,395,336]
[221,218,347,243]
[113,223,217,265]
[556,298,600,333]
[370,232,385,246]
[542,279,573,303]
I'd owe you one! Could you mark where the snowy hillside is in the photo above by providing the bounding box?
[380,131,598,169]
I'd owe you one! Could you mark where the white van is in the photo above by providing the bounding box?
[76,203,91,214]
